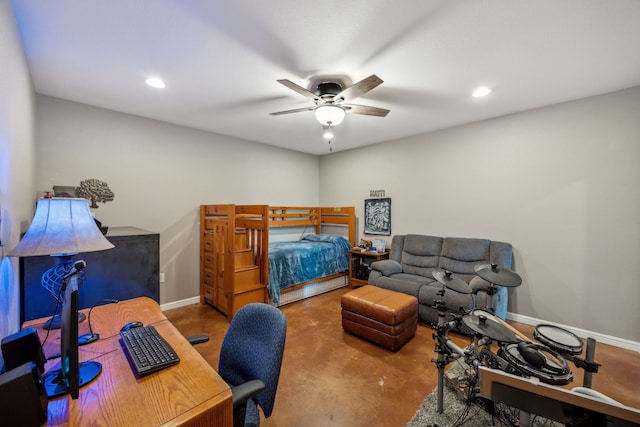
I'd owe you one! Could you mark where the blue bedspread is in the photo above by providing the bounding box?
[268,234,352,304]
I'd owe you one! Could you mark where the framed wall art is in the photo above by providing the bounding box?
[364,198,391,236]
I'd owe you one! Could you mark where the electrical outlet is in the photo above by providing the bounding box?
[159,272,165,283]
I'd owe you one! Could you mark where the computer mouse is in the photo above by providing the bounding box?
[120,321,144,332]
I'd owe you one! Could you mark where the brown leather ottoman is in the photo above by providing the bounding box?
[341,285,418,351]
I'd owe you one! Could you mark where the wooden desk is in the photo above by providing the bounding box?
[24,297,232,427]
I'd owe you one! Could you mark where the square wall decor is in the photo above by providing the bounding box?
[364,198,391,235]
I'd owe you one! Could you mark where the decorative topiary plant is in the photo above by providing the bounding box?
[76,178,115,208]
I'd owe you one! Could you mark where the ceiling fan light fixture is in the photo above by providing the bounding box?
[315,104,346,126]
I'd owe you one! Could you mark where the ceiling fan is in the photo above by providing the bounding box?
[269,74,390,127]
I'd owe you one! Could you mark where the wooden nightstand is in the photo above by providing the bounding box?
[347,249,390,288]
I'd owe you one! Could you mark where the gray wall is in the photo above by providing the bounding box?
[2,3,638,346]
[34,95,320,304]
[320,87,640,343]
[0,1,36,337]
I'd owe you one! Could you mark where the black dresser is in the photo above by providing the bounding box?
[20,226,159,322]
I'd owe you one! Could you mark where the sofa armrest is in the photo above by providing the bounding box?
[469,275,492,293]
[368,270,382,286]
[370,259,403,276]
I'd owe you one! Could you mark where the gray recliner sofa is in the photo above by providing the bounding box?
[368,234,513,332]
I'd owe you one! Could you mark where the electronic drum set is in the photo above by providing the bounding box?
[430,264,601,415]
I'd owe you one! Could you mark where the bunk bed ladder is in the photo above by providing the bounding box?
[201,204,269,321]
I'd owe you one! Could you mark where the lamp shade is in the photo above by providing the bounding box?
[314,104,346,126]
[9,198,114,257]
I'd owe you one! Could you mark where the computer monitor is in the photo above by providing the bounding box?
[42,274,102,399]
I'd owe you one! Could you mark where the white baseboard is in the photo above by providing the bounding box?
[507,312,640,353]
[160,296,200,312]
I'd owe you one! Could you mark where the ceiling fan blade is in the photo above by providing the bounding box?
[277,79,323,102]
[269,106,315,116]
[334,74,383,103]
[343,104,390,117]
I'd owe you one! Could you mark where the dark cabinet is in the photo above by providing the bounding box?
[20,226,159,322]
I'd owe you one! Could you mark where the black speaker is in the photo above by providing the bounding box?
[1,328,46,374]
[0,362,48,426]
[355,264,371,280]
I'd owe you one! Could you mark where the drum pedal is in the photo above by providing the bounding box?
[445,361,474,401]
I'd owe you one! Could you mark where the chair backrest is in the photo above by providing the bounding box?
[218,303,287,418]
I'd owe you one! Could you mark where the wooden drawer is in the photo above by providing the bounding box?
[203,218,215,231]
[203,237,214,253]
[202,285,215,303]
[203,253,215,269]
[202,268,215,287]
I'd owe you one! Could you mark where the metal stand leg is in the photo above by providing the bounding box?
[435,336,467,413]
[433,294,449,414]
[432,293,467,414]
[484,284,496,313]
[583,338,596,388]
[436,349,446,414]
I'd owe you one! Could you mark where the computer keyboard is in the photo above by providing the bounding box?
[120,325,180,376]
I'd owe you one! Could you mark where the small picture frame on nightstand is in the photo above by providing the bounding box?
[373,238,386,253]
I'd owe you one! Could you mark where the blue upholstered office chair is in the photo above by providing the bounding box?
[218,303,287,427]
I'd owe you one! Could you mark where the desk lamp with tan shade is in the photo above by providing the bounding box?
[9,197,114,339]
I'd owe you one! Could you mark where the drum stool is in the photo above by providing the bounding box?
[341,285,418,351]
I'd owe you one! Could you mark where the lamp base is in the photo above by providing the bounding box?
[43,312,86,330]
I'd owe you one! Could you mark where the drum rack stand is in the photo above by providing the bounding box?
[429,265,606,426]
[567,338,600,388]
[430,291,601,419]
[431,293,485,414]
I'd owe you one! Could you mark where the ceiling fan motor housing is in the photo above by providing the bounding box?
[315,81,342,97]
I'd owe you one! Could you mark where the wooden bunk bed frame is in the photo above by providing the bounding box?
[200,204,355,319]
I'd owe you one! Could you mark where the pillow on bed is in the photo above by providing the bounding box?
[302,233,352,248]
[302,234,352,260]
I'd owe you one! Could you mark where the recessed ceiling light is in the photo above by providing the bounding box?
[472,87,491,97]
[145,77,166,89]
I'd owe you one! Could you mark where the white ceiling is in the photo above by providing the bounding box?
[11,0,640,155]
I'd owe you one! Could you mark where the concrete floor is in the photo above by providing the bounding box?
[165,287,640,427]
